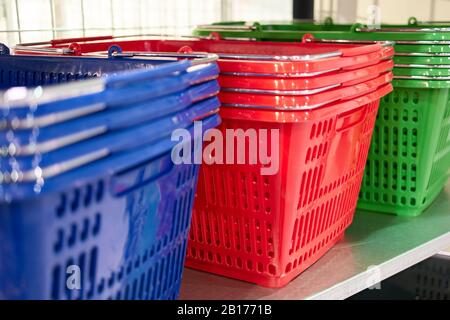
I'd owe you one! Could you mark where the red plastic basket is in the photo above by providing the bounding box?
[218,59,393,90]
[219,72,392,109]
[15,36,394,75]
[186,84,392,287]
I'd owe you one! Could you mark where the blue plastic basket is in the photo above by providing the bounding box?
[0,96,220,175]
[0,81,219,146]
[0,52,219,122]
[0,113,221,300]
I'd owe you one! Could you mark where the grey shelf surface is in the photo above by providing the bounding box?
[179,179,450,300]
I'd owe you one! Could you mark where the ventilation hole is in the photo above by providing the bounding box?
[96,180,104,202]
[67,224,77,248]
[413,92,419,104]
[310,124,316,139]
[54,229,64,253]
[135,257,141,269]
[71,189,81,213]
[268,264,276,275]
[86,247,98,299]
[117,267,124,281]
[142,250,148,263]
[97,278,105,294]
[84,184,93,207]
[56,194,67,218]
[92,213,101,236]
[108,273,115,288]
[285,263,292,273]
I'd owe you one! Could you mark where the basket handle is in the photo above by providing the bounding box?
[195,23,260,31]
[302,34,394,58]
[13,34,208,55]
[396,52,450,57]
[14,44,81,55]
[15,35,115,47]
[408,16,450,25]
[354,25,450,33]
[335,105,367,132]
[111,156,175,197]
[107,42,344,63]
[50,36,115,45]
[110,113,220,197]
[13,42,219,66]
[324,17,334,25]
[107,45,219,66]
[303,36,394,48]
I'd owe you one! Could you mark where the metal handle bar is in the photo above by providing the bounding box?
[110,49,343,62]
[394,40,450,44]
[108,51,219,65]
[13,45,219,65]
[304,37,395,47]
[222,83,341,96]
[395,52,450,57]
[408,17,450,25]
[13,45,77,55]
[222,101,330,111]
[413,20,450,24]
[395,63,450,69]
[355,27,450,33]
[394,75,450,80]
[16,37,344,61]
[196,24,258,31]
[16,33,201,47]
[221,68,341,78]
[15,33,213,54]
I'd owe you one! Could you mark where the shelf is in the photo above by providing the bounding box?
[179,178,450,300]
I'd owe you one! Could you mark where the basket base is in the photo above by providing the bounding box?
[357,178,448,217]
[185,231,345,289]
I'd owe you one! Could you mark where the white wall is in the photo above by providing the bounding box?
[0,0,293,45]
[315,0,450,24]
[1,0,449,46]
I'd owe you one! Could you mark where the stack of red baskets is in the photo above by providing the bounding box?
[15,35,394,288]
[182,37,394,288]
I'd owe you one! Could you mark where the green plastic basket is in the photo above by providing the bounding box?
[358,78,450,216]
[194,19,450,42]
[194,19,450,216]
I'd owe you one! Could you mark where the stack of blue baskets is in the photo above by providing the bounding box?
[0,46,221,299]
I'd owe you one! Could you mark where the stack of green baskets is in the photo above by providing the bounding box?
[194,18,450,217]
